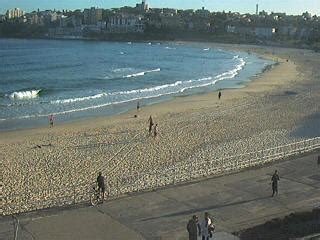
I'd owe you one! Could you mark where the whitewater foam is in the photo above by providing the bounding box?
[3,57,249,121]
[51,59,246,106]
[123,68,161,78]
[7,90,41,100]
[112,67,134,73]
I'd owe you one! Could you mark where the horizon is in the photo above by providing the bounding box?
[0,0,319,16]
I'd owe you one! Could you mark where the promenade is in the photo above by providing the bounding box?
[1,152,319,240]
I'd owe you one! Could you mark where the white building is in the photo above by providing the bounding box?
[107,15,144,33]
[6,8,25,19]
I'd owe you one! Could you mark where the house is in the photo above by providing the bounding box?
[278,26,297,37]
[195,7,210,17]
[254,27,276,38]
[0,15,5,22]
[6,8,25,19]
[136,0,149,12]
[161,8,178,16]
[107,14,144,33]
[84,7,103,25]
[226,25,254,35]
[60,15,82,28]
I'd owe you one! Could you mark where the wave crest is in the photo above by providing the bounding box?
[7,90,41,100]
[50,59,246,106]
[123,68,161,78]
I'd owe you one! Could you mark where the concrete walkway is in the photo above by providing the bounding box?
[1,152,319,240]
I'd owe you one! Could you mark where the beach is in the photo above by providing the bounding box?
[1,43,320,214]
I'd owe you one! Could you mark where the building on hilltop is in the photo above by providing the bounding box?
[25,12,43,25]
[60,15,82,28]
[161,8,178,16]
[84,7,103,25]
[195,7,210,17]
[6,8,25,19]
[136,0,149,12]
[254,27,276,38]
[0,15,6,22]
[107,14,144,33]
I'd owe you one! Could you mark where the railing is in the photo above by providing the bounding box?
[2,137,320,216]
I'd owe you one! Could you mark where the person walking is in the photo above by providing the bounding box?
[137,101,140,112]
[200,212,214,240]
[148,116,154,135]
[48,114,55,127]
[187,215,200,240]
[153,124,158,138]
[271,170,280,197]
[218,91,222,100]
[97,172,105,202]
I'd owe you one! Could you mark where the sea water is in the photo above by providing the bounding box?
[0,38,274,130]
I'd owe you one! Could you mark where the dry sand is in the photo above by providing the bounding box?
[1,44,319,214]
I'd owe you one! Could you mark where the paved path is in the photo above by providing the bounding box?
[1,152,319,240]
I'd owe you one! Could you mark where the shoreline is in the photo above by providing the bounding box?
[0,42,278,138]
[2,42,320,214]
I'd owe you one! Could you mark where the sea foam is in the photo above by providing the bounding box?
[7,90,41,100]
[51,59,245,106]
[123,68,161,78]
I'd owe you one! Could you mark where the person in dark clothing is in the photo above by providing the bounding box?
[271,170,280,197]
[153,124,158,138]
[97,172,105,202]
[49,114,54,127]
[137,101,140,111]
[148,116,154,135]
[200,212,214,240]
[218,91,222,100]
[187,215,200,240]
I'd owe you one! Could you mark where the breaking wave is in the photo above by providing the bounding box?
[6,89,42,100]
[50,58,245,106]
[123,68,161,78]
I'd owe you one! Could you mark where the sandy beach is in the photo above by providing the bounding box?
[1,43,320,214]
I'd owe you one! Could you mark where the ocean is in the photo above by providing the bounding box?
[0,38,274,131]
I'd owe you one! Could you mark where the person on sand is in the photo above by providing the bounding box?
[153,124,158,137]
[48,114,54,127]
[187,215,200,240]
[97,172,105,202]
[137,101,140,112]
[218,91,222,100]
[200,212,214,240]
[148,116,154,135]
[271,170,280,197]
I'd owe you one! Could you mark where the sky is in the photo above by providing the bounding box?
[0,0,319,16]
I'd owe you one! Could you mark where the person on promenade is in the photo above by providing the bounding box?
[271,170,280,197]
[48,114,55,127]
[148,116,154,135]
[187,215,200,240]
[200,212,215,240]
[218,91,222,100]
[153,124,158,138]
[97,172,105,202]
